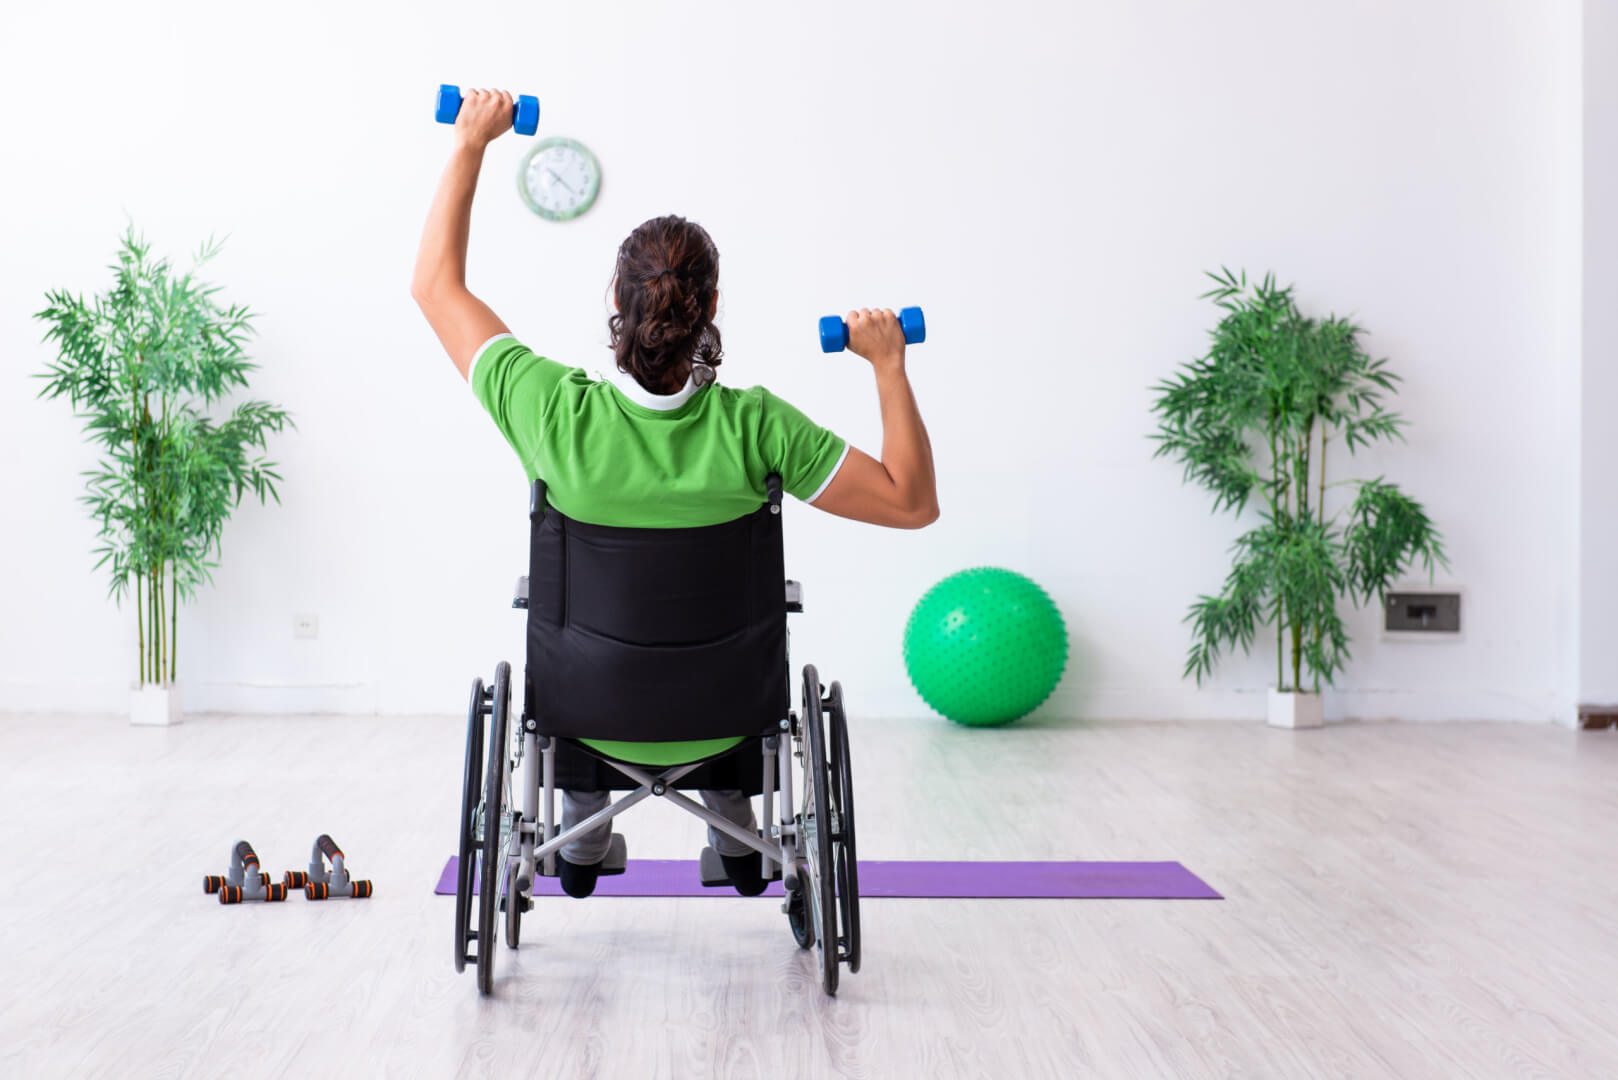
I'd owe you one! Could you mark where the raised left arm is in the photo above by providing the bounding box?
[411,89,515,379]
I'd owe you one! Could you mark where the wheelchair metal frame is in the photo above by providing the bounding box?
[456,479,859,998]
[503,705,801,891]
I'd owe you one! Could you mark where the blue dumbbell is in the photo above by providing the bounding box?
[819,307,926,353]
[435,84,540,137]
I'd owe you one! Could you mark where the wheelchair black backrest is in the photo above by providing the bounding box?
[523,475,790,742]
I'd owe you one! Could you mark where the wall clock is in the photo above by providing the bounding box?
[518,137,601,222]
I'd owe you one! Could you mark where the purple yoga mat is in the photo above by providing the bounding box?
[434,856,1220,899]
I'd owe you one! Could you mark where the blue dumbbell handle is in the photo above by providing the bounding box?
[436,85,539,136]
[820,307,926,353]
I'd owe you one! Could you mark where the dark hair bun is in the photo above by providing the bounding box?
[609,217,722,394]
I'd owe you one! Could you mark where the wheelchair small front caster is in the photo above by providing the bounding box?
[503,864,528,949]
[785,881,814,950]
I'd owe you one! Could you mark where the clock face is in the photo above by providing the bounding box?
[518,137,601,222]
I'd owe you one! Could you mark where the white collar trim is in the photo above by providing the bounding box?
[607,365,706,411]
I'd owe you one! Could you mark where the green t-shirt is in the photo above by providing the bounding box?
[470,334,848,528]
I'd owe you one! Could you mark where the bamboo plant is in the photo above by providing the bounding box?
[1151,270,1447,692]
[36,229,290,687]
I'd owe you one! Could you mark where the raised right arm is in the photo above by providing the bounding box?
[810,308,939,530]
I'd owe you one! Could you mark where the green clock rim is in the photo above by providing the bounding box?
[518,136,602,222]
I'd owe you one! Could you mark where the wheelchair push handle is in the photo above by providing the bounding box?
[766,473,783,515]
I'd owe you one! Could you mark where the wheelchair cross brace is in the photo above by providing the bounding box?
[506,727,802,901]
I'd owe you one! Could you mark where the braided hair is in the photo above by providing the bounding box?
[608,215,723,394]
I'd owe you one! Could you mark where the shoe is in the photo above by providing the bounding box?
[558,855,603,898]
[719,851,768,897]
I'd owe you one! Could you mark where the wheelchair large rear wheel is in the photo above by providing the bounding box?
[827,680,861,974]
[454,677,488,975]
[801,665,839,995]
[476,662,514,996]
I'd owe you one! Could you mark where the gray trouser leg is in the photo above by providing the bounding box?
[560,788,757,863]
[560,790,613,864]
[701,790,758,858]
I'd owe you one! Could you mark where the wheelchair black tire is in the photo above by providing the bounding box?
[455,677,487,976]
[802,665,839,995]
[477,661,513,996]
[828,681,861,974]
[786,883,814,949]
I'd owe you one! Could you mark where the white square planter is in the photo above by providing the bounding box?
[130,683,183,727]
[1267,688,1323,730]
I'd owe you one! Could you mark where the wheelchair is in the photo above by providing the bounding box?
[454,474,861,996]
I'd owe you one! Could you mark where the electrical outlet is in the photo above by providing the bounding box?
[293,613,319,640]
[1383,591,1461,637]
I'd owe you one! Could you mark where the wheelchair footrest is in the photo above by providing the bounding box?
[536,828,628,877]
[698,842,784,888]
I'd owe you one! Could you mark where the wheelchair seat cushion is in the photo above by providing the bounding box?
[577,736,747,768]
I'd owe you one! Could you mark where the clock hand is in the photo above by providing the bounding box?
[545,169,577,197]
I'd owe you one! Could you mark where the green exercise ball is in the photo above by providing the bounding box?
[902,567,1068,727]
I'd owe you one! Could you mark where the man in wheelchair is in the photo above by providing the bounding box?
[412,92,938,995]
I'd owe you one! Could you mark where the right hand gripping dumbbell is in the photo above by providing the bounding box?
[285,834,372,900]
[819,306,926,353]
[203,840,287,904]
[435,84,540,136]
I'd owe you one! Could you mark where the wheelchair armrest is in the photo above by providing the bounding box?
[513,576,529,610]
[785,579,803,613]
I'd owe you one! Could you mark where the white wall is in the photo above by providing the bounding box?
[0,0,1590,722]
[1584,0,1618,707]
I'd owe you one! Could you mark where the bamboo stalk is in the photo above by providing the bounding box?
[136,570,145,686]
[133,378,144,687]
[170,563,177,683]
[1315,420,1326,693]
[1319,423,1327,526]
[157,395,166,685]
[1270,418,1283,690]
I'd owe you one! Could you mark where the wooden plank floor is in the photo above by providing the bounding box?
[2,713,1615,1079]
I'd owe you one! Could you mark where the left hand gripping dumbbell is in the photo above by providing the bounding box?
[435,84,540,136]
[284,834,372,900]
[819,306,926,353]
[203,840,287,904]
